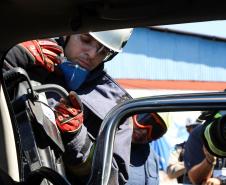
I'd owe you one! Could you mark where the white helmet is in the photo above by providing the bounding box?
[89,28,133,53]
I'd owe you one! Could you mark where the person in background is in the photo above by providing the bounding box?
[126,113,167,185]
[167,114,202,183]
[4,29,134,185]
[184,111,226,185]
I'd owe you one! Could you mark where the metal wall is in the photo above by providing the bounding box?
[105,28,226,82]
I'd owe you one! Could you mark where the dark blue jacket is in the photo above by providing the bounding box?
[126,144,159,185]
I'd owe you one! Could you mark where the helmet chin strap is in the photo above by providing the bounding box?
[103,52,118,62]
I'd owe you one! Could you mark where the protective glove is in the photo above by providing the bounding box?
[19,39,63,72]
[54,91,84,133]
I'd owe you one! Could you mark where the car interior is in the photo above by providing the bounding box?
[1,0,226,185]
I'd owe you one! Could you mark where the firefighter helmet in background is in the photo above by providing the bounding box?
[89,28,133,61]
[133,112,167,142]
[202,112,226,157]
[185,113,203,127]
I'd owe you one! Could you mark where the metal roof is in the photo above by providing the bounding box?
[150,26,226,43]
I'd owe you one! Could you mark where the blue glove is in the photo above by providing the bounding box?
[59,59,89,90]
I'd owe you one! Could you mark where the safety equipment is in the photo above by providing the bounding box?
[89,28,133,61]
[132,112,167,142]
[54,91,84,133]
[19,39,63,72]
[202,113,226,157]
[89,28,133,53]
[59,59,90,90]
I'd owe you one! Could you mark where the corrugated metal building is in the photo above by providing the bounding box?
[105,27,226,91]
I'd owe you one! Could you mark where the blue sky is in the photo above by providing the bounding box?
[160,20,226,38]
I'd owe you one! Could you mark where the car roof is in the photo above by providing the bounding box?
[1,0,226,52]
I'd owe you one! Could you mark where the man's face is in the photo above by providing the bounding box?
[186,125,197,134]
[64,34,111,71]
[186,126,192,133]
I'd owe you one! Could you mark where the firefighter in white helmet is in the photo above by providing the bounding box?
[5,28,133,185]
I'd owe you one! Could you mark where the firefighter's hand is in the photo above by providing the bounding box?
[202,178,221,185]
[19,39,63,72]
[203,146,217,165]
[54,91,84,133]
